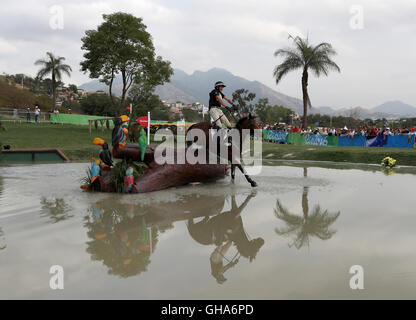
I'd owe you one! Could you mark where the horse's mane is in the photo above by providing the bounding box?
[189,115,256,130]
[235,116,249,129]
[235,114,258,129]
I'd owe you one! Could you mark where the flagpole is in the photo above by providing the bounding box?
[147,111,150,145]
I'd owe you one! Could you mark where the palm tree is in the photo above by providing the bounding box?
[273,35,340,129]
[0,227,5,251]
[274,168,341,249]
[35,52,72,109]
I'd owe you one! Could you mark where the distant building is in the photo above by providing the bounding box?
[77,88,86,97]
[175,102,185,109]
[170,107,181,114]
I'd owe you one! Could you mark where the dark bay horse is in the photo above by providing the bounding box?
[186,113,261,187]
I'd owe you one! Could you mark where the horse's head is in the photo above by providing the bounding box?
[247,238,265,262]
[236,113,261,137]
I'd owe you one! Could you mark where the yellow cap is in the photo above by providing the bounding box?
[92,138,105,146]
[120,115,130,123]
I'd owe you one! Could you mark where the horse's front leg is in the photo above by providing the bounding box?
[236,164,257,187]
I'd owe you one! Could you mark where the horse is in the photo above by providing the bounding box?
[186,113,261,187]
[187,192,264,261]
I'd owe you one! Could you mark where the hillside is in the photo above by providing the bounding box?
[0,77,53,111]
[79,68,416,119]
[310,104,416,120]
[372,100,416,117]
[80,68,306,113]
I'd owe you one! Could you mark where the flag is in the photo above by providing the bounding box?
[137,116,148,126]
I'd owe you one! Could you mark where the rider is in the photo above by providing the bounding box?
[209,81,237,130]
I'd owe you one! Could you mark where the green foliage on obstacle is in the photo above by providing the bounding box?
[110,160,148,193]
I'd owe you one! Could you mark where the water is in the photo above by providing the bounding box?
[0,162,416,299]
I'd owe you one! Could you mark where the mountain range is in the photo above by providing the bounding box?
[79,68,416,119]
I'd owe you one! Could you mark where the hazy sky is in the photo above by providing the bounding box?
[0,0,415,109]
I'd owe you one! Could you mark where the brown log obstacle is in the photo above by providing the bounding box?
[91,143,228,193]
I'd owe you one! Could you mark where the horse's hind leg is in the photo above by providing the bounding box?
[236,164,257,187]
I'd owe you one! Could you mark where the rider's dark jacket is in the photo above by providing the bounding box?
[209,89,225,110]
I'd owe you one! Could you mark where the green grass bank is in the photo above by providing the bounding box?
[262,142,416,166]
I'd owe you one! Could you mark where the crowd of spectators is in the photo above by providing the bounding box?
[263,123,416,137]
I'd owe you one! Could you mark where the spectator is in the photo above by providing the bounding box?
[34,106,40,123]
[26,107,31,123]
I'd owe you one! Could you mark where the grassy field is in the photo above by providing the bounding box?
[0,122,113,161]
[1,122,416,165]
[262,142,416,166]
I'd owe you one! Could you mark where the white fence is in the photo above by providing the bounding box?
[0,108,49,121]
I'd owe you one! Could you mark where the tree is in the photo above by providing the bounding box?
[68,84,78,94]
[127,81,166,117]
[182,109,203,122]
[255,98,294,125]
[35,52,72,109]
[273,35,340,128]
[80,12,173,116]
[256,99,278,124]
[62,100,82,113]
[274,168,340,249]
[150,106,170,121]
[232,88,256,114]
[80,93,117,116]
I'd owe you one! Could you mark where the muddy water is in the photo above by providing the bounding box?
[0,162,416,299]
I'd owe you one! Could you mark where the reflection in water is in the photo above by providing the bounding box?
[84,200,158,278]
[0,228,5,251]
[187,191,264,284]
[84,190,263,280]
[381,167,396,176]
[0,177,5,251]
[274,168,340,249]
[40,197,73,223]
